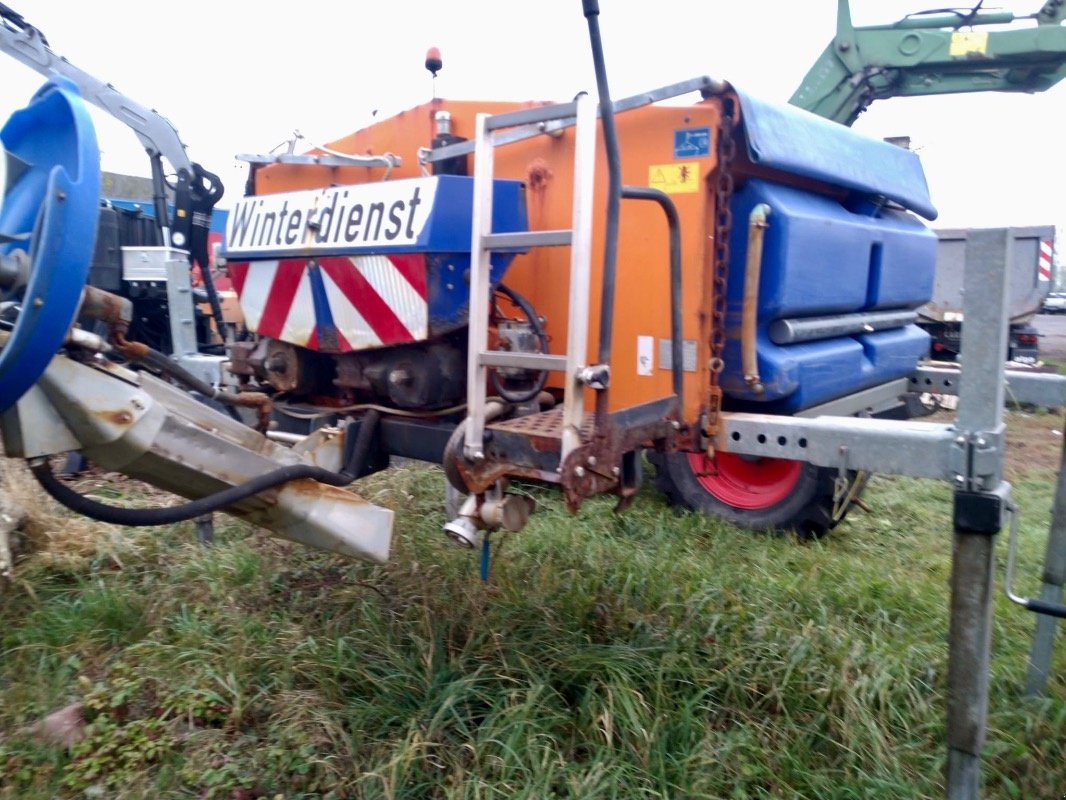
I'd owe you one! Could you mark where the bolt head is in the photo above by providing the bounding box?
[574,466,586,478]
[388,368,413,387]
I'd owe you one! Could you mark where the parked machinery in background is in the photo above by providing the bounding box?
[921,227,1055,363]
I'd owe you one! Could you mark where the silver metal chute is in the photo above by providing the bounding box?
[0,353,393,563]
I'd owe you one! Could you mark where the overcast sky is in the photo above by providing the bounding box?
[1,1,1062,239]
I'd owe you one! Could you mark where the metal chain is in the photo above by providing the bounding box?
[706,100,736,454]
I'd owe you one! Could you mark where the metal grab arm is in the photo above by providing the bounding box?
[0,5,225,263]
[0,8,194,176]
[620,185,683,409]
[1005,503,1066,619]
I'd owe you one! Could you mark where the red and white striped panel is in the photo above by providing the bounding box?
[229,259,318,346]
[227,255,428,352]
[1039,238,1054,282]
[319,255,427,349]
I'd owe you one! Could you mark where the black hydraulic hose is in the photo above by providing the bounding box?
[139,346,228,403]
[582,0,622,425]
[32,459,347,526]
[490,283,550,404]
[148,154,172,247]
[340,408,382,481]
[197,251,229,346]
[187,164,230,343]
[149,158,229,343]
[29,410,381,527]
[135,346,242,422]
[620,186,683,407]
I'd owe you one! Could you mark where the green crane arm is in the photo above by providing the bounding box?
[790,0,1066,125]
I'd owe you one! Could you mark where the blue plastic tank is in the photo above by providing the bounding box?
[721,179,937,412]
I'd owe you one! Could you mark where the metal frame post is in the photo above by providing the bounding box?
[1025,437,1066,695]
[463,112,496,460]
[163,248,199,358]
[560,94,597,462]
[910,364,1066,698]
[945,228,1012,800]
[194,512,215,545]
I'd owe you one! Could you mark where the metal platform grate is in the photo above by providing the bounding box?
[488,407,594,442]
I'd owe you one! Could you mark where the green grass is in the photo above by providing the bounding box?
[1041,357,1066,377]
[1,424,1065,799]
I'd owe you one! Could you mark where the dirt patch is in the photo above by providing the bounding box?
[0,455,136,573]
[899,407,1062,479]
[1003,409,1065,478]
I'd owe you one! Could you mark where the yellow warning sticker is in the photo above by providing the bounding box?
[649,162,700,194]
[949,31,988,57]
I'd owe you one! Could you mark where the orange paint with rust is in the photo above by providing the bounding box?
[253,97,726,424]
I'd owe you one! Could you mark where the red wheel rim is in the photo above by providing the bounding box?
[686,452,802,510]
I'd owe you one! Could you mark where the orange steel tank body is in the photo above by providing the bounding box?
[252,96,725,426]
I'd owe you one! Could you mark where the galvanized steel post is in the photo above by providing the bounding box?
[945,229,1011,800]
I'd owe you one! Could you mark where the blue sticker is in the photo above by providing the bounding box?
[673,127,710,159]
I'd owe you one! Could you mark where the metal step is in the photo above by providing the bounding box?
[477,352,568,371]
[482,230,572,250]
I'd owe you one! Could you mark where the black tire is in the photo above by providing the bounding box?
[649,449,856,538]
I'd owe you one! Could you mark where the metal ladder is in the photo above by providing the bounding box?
[463,93,598,466]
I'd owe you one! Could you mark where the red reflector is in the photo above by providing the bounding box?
[1018,334,1038,345]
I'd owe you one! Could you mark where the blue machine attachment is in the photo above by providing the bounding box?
[0,78,101,412]
[720,94,939,413]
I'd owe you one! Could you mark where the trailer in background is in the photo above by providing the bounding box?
[919,226,1055,364]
